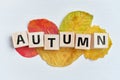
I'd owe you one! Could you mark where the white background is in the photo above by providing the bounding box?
[0,0,119,80]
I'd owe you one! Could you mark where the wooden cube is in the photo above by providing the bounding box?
[44,34,59,50]
[28,32,44,48]
[60,32,75,47]
[94,33,108,48]
[12,31,28,48]
[75,34,91,49]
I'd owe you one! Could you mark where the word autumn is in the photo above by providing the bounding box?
[12,32,108,50]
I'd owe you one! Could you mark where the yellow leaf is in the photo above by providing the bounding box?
[83,25,112,60]
[59,11,93,33]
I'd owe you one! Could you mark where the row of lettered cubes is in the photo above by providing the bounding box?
[12,32,108,50]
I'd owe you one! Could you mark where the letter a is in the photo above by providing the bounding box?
[12,32,28,48]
